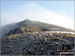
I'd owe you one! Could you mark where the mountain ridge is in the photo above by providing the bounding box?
[1,19,73,37]
[1,19,74,55]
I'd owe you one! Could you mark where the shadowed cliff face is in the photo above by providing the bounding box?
[1,19,74,55]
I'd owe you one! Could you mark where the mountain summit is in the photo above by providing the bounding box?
[1,19,73,37]
[23,19,31,22]
[25,19,31,21]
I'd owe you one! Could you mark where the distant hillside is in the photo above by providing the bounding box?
[1,19,73,37]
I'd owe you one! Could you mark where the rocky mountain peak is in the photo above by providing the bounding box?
[24,19,31,22]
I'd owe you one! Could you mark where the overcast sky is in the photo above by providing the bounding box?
[1,1,74,29]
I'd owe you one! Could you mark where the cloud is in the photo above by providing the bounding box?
[1,3,74,29]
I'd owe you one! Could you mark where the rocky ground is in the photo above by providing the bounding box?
[1,31,75,55]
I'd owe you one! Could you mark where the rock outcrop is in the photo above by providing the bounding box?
[1,31,74,55]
